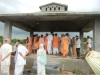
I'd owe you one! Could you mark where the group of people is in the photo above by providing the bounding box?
[0,38,47,75]
[0,33,92,75]
[0,38,28,75]
[25,32,92,58]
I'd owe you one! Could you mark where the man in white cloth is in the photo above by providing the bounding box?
[0,38,12,75]
[86,36,92,52]
[14,39,20,52]
[37,44,47,75]
[47,32,53,54]
[75,36,81,59]
[14,43,28,75]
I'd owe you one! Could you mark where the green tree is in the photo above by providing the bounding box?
[0,36,3,43]
[20,39,25,44]
[84,37,87,42]
[11,39,17,44]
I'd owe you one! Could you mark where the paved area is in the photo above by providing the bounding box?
[10,54,81,75]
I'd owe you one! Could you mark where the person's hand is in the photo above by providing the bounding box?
[0,57,5,61]
[23,56,26,60]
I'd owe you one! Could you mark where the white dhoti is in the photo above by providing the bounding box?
[87,43,92,52]
[37,61,45,75]
[53,48,59,54]
[1,65,10,75]
[87,44,92,48]
[47,41,52,54]
[14,64,24,75]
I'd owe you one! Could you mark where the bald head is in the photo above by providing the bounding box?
[5,38,11,44]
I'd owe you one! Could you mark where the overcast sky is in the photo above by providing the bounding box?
[0,0,100,39]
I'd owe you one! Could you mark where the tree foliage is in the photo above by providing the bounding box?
[0,36,3,43]
[0,35,92,45]
[0,36,26,44]
[20,39,26,44]
[11,39,18,43]
[84,37,87,42]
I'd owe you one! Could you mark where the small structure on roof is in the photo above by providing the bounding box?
[39,2,68,12]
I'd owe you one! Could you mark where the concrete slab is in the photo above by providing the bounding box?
[32,66,60,75]
[0,73,7,75]
[10,55,94,74]
[32,61,60,75]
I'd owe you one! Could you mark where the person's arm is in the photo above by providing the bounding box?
[1,52,12,61]
[25,49,29,56]
[19,48,29,59]
[1,45,12,61]
[19,52,26,60]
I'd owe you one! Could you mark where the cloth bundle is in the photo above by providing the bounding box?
[85,51,100,75]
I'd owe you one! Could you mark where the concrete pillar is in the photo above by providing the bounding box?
[80,31,84,54]
[93,18,100,51]
[3,20,12,43]
[30,31,33,36]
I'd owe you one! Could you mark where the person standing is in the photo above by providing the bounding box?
[75,36,81,59]
[14,43,28,75]
[59,34,63,54]
[52,33,60,55]
[66,33,71,56]
[33,34,38,49]
[28,35,32,53]
[44,33,48,54]
[37,44,47,75]
[47,32,53,54]
[14,39,20,52]
[34,37,39,54]
[39,35,44,46]
[86,36,92,52]
[71,37,76,55]
[26,37,29,49]
[62,35,69,58]
[0,38,12,75]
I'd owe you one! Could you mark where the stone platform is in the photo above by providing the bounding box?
[32,61,60,75]
[10,54,94,75]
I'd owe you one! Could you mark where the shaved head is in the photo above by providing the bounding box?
[5,38,11,44]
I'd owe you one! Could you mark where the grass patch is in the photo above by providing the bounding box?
[75,68,83,75]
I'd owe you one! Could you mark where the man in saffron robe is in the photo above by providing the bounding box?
[33,34,38,49]
[44,33,48,54]
[34,37,39,54]
[28,35,32,53]
[62,35,69,58]
[52,33,60,55]
[39,35,44,46]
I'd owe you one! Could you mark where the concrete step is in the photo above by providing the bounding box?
[0,73,7,75]
[33,61,60,68]
[32,66,60,75]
